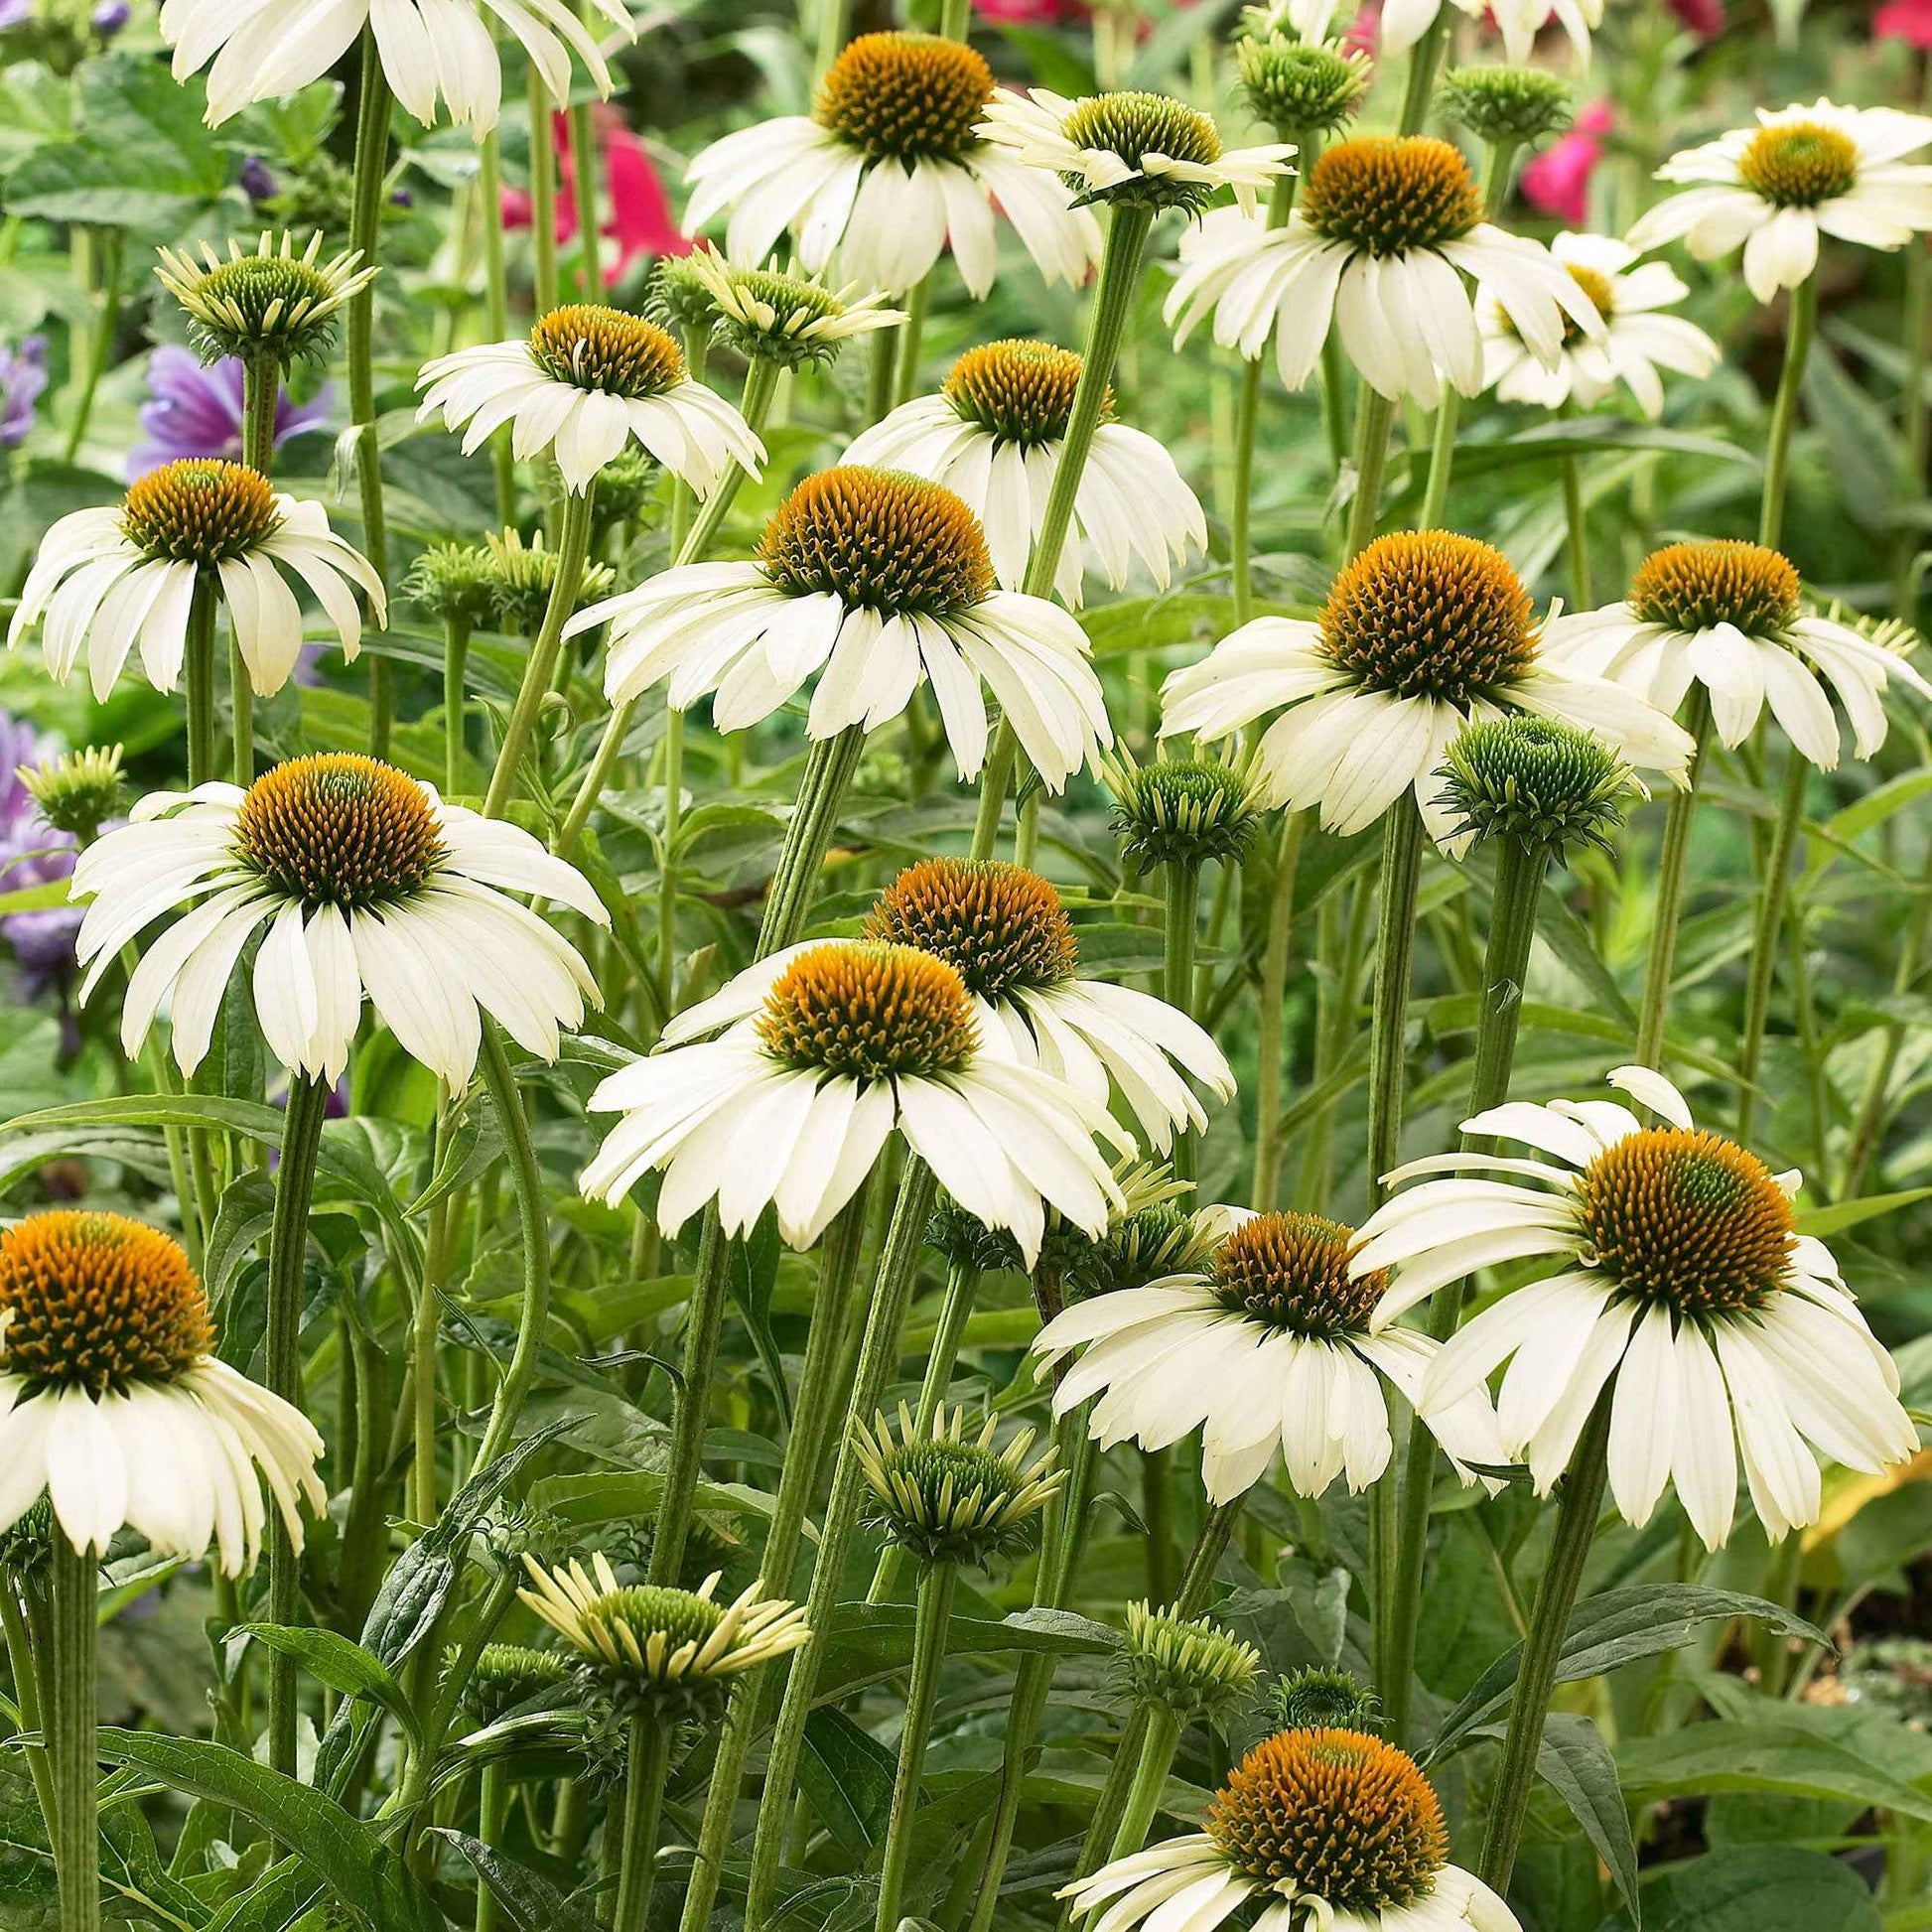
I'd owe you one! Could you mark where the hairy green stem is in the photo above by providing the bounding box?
[1251,810,1309,1209]
[1758,274,1817,551]
[1105,1704,1184,1862]
[346,41,393,757]
[1364,800,1426,1213]
[1231,169,1305,626]
[1735,751,1809,1144]
[62,224,121,466]
[1343,390,1398,561]
[611,1715,672,1932]
[875,1561,960,1932]
[185,576,218,789]
[48,1538,99,1932]
[1633,694,1710,1070]
[528,69,559,317]
[443,618,472,794]
[567,91,600,299]
[479,129,515,523]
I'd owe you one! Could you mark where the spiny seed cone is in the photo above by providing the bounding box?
[1071,1200,1219,1302]
[1060,90,1222,170]
[815,31,993,161]
[1320,531,1537,704]
[1438,714,1630,858]
[756,941,980,1079]
[1212,1211,1387,1340]
[528,305,686,397]
[646,254,720,336]
[1205,1727,1448,1910]
[0,1211,212,1397]
[1738,121,1860,206]
[1628,539,1801,635]
[1121,1601,1262,1718]
[1301,137,1482,256]
[1437,66,1573,148]
[1236,37,1371,136]
[1106,753,1266,870]
[944,340,1103,446]
[856,1405,1061,1567]
[122,460,281,565]
[864,857,1077,1000]
[1271,1665,1382,1732]
[234,754,447,910]
[179,254,345,353]
[1578,1128,1794,1318]
[759,467,993,616]
[466,1643,576,1723]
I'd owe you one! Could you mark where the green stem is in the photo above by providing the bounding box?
[1397,14,1449,133]
[1476,1396,1611,1893]
[265,1074,329,1777]
[443,618,472,795]
[874,1561,960,1932]
[474,1763,508,1932]
[240,351,280,478]
[62,224,121,466]
[611,1715,672,1932]
[1758,275,1817,551]
[865,323,898,427]
[1364,800,1426,1212]
[1734,750,1808,1145]
[346,40,393,758]
[1320,331,1351,481]
[528,69,559,318]
[472,1025,552,1472]
[1841,837,1932,1195]
[48,1538,98,1932]
[1250,810,1309,1210]
[893,276,930,407]
[482,484,595,819]
[1162,858,1200,1185]
[479,129,515,525]
[746,1158,940,1932]
[812,0,854,81]
[1381,833,1549,1748]
[972,202,1155,863]
[185,575,217,788]
[567,90,600,300]
[869,1262,981,1603]
[1231,169,1305,627]
[1343,390,1398,561]
[1105,1704,1183,1863]
[657,712,684,1006]
[1633,694,1710,1070]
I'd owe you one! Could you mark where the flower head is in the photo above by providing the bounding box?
[1437,714,1633,859]
[10,460,381,701]
[405,539,496,628]
[0,1211,325,1567]
[72,754,609,1086]
[156,230,375,368]
[855,1402,1063,1569]
[518,1553,809,1720]
[841,340,1205,605]
[1628,100,1932,303]
[1546,539,1931,766]
[417,306,765,496]
[480,528,616,634]
[568,466,1111,791]
[584,937,1130,1257]
[1438,65,1573,149]
[1119,1601,1262,1721]
[464,1642,577,1725]
[1103,748,1269,871]
[1169,135,1603,407]
[1164,531,1692,845]
[977,85,1292,214]
[20,743,125,845]
[1353,1065,1919,1547]
[1270,1663,1381,1731]
[1480,230,1720,418]
[1235,32,1372,137]
[683,245,904,370]
[684,32,1103,297]
[1035,1207,1507,1503]
[1061,1726,1519,1932]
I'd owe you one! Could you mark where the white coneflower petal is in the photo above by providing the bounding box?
[70,754,609,1087]
[1355,1064,1918,1550]
[9,462,382,702]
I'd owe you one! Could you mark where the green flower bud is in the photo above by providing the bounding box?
[1104,748,1269,871]
[1436,67,1574,151]
[1436,714,1632,860]
[1236,34,1372,138]
[1121,1601,1263,1720]
[20,744,125,843]
[1269,1664,1382,1731]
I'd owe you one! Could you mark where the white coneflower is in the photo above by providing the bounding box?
[681,245,905,370]
[581,939,1131,1259]
[1545,540,1930,767]
[1167,137,1602,408]
[160,0,632,129]
[976,86,1292,215]
[841,340,1205,606]
[1353,1065,1918,1549]
[683,32,1102,297]
[1063,1726,1521,1932]
[667,857,1234,1156]
[1161,531,1693,845]
[416,305,765,496]
[155,230,377,370]
[70,754,609,1087]
[1034,1210,1506,1503]
[0,1212,325,1569]
[1628,100,1932,303]
[1284,0,1595,64]
[1479,232,1721,418]
[564,466,1111,790]
[9,460,383,700]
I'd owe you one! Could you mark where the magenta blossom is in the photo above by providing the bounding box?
[504,105,686,287]
[1876,0,1932,45]
[1522,101,1612,226]
[129,346,333,480]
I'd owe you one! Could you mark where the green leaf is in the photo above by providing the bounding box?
[201,1860,323,1932]
[430,1831,603,1932]
[230,1623,422,1748]
[1513,1714,1640,1925]
[1428,1586,1829,1761]
[800,1707,897,1858]
[93,1731,438,1932]
[728,1209,790,1430]
[1614,1719,1932,1821]
[1604,1847,1880,1932]
[815,1603,1119,1705]
[1795,1187,1932,1236]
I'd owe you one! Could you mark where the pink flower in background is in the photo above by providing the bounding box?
[1667,0,1724,35]
[976,0,1086,19]
[1522,100,1612,225]
[504,106,686,286]
[1876,0,1932,45]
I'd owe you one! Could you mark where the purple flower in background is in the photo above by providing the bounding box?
[0,0,31,29]
[129,345,333,479]
[89,0,129,33]
[0,336,46,447]
[240,155,278,203]
[0,714,82,996]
